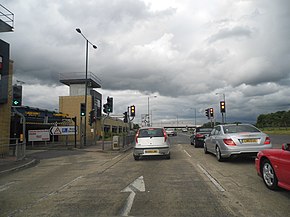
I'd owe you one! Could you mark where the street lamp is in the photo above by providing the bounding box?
[76,28,97,146]
[216,92,226,124]
[147,95,157,126]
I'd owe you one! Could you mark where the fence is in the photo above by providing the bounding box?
[0,138,26,160]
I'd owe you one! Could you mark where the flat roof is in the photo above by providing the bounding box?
[59,72,101,88]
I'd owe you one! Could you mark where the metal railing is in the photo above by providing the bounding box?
[0,138,25,160]
[59,72,102,85]
[0,4,14,29]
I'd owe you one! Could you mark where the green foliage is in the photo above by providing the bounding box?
[256,110,290,128]
[133,123,140,129]
[202,122,221,128]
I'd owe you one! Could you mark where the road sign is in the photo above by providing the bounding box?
[49,126,78,135]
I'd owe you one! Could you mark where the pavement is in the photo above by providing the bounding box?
[0,140,133,176]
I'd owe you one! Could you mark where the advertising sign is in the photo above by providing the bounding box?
[28,129,50,142]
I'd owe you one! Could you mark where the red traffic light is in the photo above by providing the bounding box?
[210,108,214,117]
[220,101,226,113]
[130,105,135,117]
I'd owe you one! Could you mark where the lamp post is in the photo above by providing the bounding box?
[76,28,97,146]
[216,93,226,124]
[147,95,157,126]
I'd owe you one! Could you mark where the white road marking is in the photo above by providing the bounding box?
[120,176,145,216]
[197,164,225,192]
[184,150,192,158]
[0,182,15,192]
[112,155,121,160]
[47,176,83,197]
[8,176,84,216]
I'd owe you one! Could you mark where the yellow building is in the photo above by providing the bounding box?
[0,40,13,156]
[59,72,128,146]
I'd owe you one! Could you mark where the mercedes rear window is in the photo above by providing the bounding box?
[223,125,260,134]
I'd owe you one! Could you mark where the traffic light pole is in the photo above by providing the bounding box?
[102,114,109,151]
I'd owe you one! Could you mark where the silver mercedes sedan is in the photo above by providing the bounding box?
[204,124,272,161]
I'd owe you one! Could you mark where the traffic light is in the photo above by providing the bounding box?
[103,103,108,114]
[80,103,86,116]
[130,105,135,117]
[123,112,128,123]
[89,110,96,126]
[205,109,209,119]
[210,108,214,117]
[12,85,22,106]
[220,101,226,113]
[107,97,113,113]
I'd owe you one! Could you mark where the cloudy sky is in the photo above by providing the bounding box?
[1,0,290,126]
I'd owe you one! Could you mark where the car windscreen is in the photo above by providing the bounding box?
[138,128,164,138]
[222,125,260,134]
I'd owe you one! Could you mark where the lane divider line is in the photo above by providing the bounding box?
[197,164,225,192]
[0,181,15,192]
[183,150,192,158]
[112,155,121,160]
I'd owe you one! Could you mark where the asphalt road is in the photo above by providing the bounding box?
[0,133,289,216]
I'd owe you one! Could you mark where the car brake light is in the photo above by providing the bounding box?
[135,131,139,143]
[163,129,168,142]
[223,138,236,146]
[264,137,271,145]
[196,134,204,138]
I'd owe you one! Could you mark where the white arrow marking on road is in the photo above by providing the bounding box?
[120,176,145,216]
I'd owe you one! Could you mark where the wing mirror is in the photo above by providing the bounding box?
[282,143,290,151]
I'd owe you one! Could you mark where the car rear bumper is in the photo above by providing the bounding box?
[133,147,170,156]
[221,144,272,158]
[195,139,205,147]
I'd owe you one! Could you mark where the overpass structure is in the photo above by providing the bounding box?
[162,125,201,129]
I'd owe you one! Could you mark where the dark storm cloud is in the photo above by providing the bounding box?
[2,0,175,86]
[1,0,290,124]
[208,26,253,44]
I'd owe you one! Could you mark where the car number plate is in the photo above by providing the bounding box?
[144,149,159,154]
[242,139,258,143]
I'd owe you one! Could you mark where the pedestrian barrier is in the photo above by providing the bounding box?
[0,138,25,160]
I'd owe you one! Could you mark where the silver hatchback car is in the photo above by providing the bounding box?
[133,127,171,160]
[204,124,272,161]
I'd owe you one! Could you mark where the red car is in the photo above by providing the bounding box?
[255,143,290,190]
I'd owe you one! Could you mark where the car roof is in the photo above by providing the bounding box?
[217,123,251,126]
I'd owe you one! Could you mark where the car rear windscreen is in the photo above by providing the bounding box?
[197,128,212,133]
[223,125,260,134]
[139,128,164,138]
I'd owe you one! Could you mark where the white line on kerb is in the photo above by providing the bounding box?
[183,150,191,158]
[197,164,225,192]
